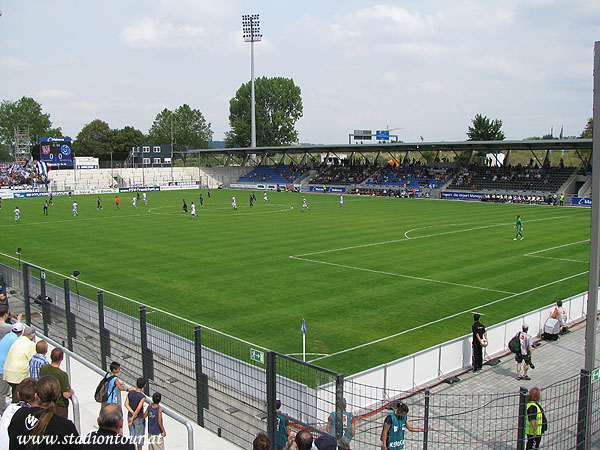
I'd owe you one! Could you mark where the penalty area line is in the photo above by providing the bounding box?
[308,270,589,364]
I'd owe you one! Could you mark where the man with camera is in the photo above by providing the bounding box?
[516,324,534,380]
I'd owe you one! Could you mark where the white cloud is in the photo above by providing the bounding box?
[120,18,206,49]
[35,89,73,100]
[0,56,31,71]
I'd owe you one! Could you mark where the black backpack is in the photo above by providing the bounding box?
[508,332,521,354]
[94,374,116,403]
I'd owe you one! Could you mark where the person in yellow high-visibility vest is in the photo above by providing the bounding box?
[525,387,546,449]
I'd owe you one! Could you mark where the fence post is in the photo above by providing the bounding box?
[97,291,109,370]
[22,263,31,326]
[266,351,277,449]
[335,374,344,442]
[194,325,205,427]
[63,278,75,351]
[576,369,590,450]
[139,306,153,396]
[516,387,528,450]
[40,269,50,336]
[423,389,430,450]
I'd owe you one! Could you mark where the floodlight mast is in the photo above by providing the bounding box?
[242,14,262,149]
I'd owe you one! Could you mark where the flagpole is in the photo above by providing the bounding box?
[303,333,306,362]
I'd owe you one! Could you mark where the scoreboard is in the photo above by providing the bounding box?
[40,137,73,167]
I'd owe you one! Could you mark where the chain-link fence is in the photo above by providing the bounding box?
[1,256,600,449]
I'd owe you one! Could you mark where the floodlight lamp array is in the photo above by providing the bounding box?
[242,14,262,42]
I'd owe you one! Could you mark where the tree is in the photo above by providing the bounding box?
[73,119,112,158]
[466,114,505,141]
[580,118,593,138]
[0,96,60,153]
[148,105,212,164]
[225,76,303,148]
[112,126,146,161]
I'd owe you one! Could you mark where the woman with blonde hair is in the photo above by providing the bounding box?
[8,375,80,449]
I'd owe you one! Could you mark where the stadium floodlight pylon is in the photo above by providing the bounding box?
[13,124,31,164]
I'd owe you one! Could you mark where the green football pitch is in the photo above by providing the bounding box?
[0,189,592,375]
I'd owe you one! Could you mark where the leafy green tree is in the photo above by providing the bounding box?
[580,118,593,138]
[466,114,505,141]
[225,76,303,147]
[148,105,212,164]
[112,126,146,161]
[73,119,112,158]
[0,96,60,156]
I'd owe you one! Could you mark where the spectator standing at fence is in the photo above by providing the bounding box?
[253,431,270,450]
[0,323,26,412]
[274,399,289,450]
[125,377,146,450]
[472,313,488,373]
[525,387,546,449]
[39,348,74,419]
[8,376,79,450]
[516,324,534,381]
[551,300,568,334]
[0,273,5,297]
[0,377,37,450]
[380,402,425,450]
[104,361,130,404]
[29,340,49,380]
[83,403,135,449]
[144,392,166,450]
[284,429,312,450]
[0,306,21,340]
[328,398,355,449]
[3,326,36,401]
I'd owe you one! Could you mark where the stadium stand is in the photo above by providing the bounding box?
[446,163,576,192]
[310,164,374,185]
[236,165,307,183]
[364,163,455,189]
[0,163,47,188]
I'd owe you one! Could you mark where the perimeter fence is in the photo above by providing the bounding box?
[1,255,599,449]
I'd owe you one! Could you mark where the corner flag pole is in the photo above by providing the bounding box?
[301,319,307,362]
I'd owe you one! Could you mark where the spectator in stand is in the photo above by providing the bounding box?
[29,340,50,380]
[8,376,79,450]
[284,429,313,450]
[3,326,36,401]
[0,377,37,450]
[83,403,135,449]
[253,431,270,450]
[0,322,26,412]
[39,347,74,418]
[144,392,166,450]
[0,272,6,296]
[0,306,21,340]
[104,361,131,405]
[125,377,146,450]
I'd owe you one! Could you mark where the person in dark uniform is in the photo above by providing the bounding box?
[249,193,254,207]
[97,196,103,210]
[472,313,488,373]
[182,199,188,213]
[43,200,49,215]
[199,193,204,207]
[207,189,211,199]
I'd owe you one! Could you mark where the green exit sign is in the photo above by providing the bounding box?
[591,367,600,384]
[250,348,265,364]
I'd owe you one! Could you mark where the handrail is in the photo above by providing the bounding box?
[39,332,195,450]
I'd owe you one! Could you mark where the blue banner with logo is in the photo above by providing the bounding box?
[40,137,73,168]
[309,186,346,193]
[441,191,484,200]
[119,186,161,193]
[571,197,592,206]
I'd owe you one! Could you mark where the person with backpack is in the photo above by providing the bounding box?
[515,324,534,380]
[97,362,130,404]
[525,387,547,448]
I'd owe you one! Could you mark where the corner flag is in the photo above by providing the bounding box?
[301,319,307,362]
[301,318,307,334]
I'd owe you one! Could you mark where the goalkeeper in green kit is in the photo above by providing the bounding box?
[514,215,524,240]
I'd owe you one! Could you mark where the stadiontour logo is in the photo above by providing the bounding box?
[15,434,156,445]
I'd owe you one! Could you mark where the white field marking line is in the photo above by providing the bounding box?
[308,270,589,363]
[147,204,294,216]
[292,215,571,258]
[289,256,516,295]
[524,239,590,263]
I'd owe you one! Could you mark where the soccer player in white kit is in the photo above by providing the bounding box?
[142,192,147,204]
[191,202,196,219]
[14,207,20,222]
[232,196,237,210]
[263,192,269,203]
[72,201,78,216]
[340,194,343,208]
[132,196,137,209]
[302,196,310,212]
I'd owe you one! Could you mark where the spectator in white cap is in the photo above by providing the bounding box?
[0,322,26,412]
[4,325,36,401]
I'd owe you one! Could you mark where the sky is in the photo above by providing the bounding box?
[0,0,598,145]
